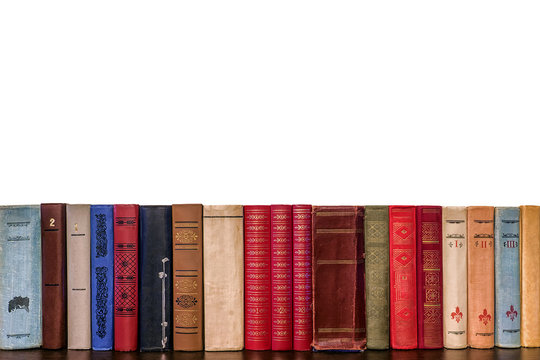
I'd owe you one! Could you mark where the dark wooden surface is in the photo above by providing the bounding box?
[0,349,538,360]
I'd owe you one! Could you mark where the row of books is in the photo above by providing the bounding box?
[0,204,537,351]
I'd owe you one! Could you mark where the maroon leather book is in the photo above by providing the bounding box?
[41,203,67,349]
[114,204,139,351]
[312,206,366,351]
[244,205,271,350]
[416,206,443,349]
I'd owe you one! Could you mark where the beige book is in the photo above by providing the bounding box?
[203,205,244,351]
[442,207,468,349]
[66,204,91,349]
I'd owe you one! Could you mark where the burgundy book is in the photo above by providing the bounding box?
[312,206,366,351]
[41,203,67,349]
[244,205,271,350]
[270,205,293,350]
[389,206,417,349]
[114,204,139,351]
[292,205,312,351]
[416,206,443,349]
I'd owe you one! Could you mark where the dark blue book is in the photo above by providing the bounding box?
[90,205,114,350]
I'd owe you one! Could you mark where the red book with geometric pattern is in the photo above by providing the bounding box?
[270,205,293,350]
[416,206,443,349]
[292,205,312,351]
[244,205,272,350]
[389,206,417,349]
[113,204,139,351]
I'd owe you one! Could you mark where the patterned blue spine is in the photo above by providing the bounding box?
[494,207,520,347]
[90,205,114,350]
[0,206,42,349]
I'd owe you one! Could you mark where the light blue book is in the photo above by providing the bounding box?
[0,205,42,349]
[494,207,520,348]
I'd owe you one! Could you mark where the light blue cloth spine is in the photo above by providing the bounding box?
[0,206,42,349]
[90,205,114,350]
[494,207,520,348]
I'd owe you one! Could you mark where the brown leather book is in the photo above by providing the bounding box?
[467,206,495,349]
[172,204,204,351]
[41,203,67,349]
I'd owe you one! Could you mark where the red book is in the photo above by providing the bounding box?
[292,205,312,351]
[389,206,417,349]
[416,206,443,349]
[113,204,139,351]
[270,205,293,350]
[244,205,272,350]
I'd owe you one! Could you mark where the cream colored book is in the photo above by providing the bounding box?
[442,207,468,349]
[203,205,244,351]
[66,204,91,349]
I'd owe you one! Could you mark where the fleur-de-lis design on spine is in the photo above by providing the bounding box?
[479,308,492,325]
[450,306,463,323]
[506,305,518,321]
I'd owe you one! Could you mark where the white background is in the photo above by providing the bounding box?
[1,1,539,206]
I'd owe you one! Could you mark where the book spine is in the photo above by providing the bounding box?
[0,206,42,350]
[364,206,390,350]
[292,205,312,351]
[442,207,468,349]
[203,205,244,351]
[90,205,114,350]
[494,207,520,348]
[172,204,202,351]
[520,206,540,347]
[66,204,91,349]
[41,203,66,349]
[416,206,443,349]
[244,205,272,350]
[389,206,417,349]
[467,206,495,349]
[140,206,172,351]
[114,204,139,351]
[270,205,293,350]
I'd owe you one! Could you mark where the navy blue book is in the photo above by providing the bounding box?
[90,205,114,350]
[139,206,172,351]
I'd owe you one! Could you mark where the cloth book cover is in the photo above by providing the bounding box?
[442,206,468,349]
[0,205,42,350]
[66,204,91,349]
[467,206,495,349]
[90,205,114,351]
[312,206,366,351]
[114,204,139,351]
[41,203,66,349]
[139,205,172,351]
[494,207,520,348]
[203,205,244,351]
[171,204,202,351]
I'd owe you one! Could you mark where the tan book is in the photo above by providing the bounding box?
[520,206,540,347]
[203,205,244,351]
[66,204,91,349]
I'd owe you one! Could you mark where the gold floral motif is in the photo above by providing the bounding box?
[295,225,309,231]
[247,214,267,220]
[175,230,198,243]
[175,279,198,292]
[274,214,288,220]
[176,311,198,326]
[274,330,289,336]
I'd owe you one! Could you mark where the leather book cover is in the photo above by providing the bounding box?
[494,207,520,348]
[41,203,66,349]
[140,206,172,351]
[0,206,42,350]
[416,206,443,349]
[114,204,139,351]
[271,205,293,350]
[90,205,114,350]
[66,204,91,349]
[244,205,272,350]
[203,205,244,351]
[442,207,468,349]
[520,205,540,347]
[389,206,417,349]
[312,206,366,351]
[172,204,202,351]
[467,206,495,349]
[292,204,312,351]
[364,206,389,350]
